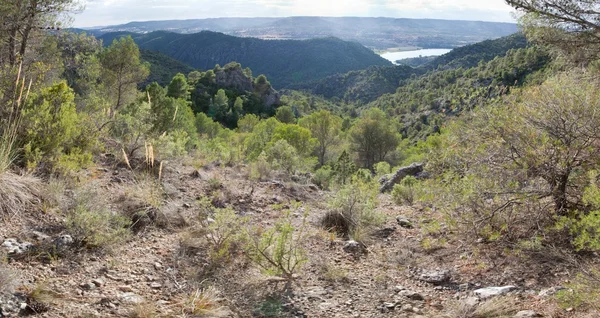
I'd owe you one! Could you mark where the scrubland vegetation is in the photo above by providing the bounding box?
[2,0,600,317]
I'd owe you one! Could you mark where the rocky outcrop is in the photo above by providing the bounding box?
[214,66,253,92]
[379,163,424,193]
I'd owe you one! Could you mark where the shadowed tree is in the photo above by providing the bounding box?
[299,110,342,166]
[506,0,600,63]
[100,36,149,117]
[350,108,400,170]
[0,0,82,66]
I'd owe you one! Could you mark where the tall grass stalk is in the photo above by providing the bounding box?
[1,63,29,174]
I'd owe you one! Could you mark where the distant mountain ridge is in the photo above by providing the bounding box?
[86,17,518,50]
[289,33,530,104]
[98,30,391,88]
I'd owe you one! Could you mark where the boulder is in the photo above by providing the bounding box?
[119,292,144,304]
[474,286,517,299]
[379,163,424,193]
[342,240,366,254]
[396,216,413,228]
[419,269,451,284]
[514,310,542,318]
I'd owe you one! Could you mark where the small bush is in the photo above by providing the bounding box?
[20,82,94,171]
[151,129,189,160]
[244,212,308,284]
[312,165,333,190]
[556,270,600,311]
[391,176,419,205]
[184,207,246,266]
[66,190,131,250]
[374,161,391,177]
[323,180,383,240]
[265,139,301,175]
[249,152,271,181]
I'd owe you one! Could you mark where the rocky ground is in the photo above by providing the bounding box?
[0,157,596,317]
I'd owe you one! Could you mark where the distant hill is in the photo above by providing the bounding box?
[425,33,529,70]
[291,33,531,105]
[140,49,194,87]
[98,31,391,88]
[87,17,518,50]
[290,65,423,104]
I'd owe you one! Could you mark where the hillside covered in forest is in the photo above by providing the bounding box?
[98,30,392,88]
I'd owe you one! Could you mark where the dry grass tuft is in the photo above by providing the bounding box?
[444,296,521,318]
[0,263,18,296]
[0,171,42,218]
[181,287,230,317]
[128,301,157,318]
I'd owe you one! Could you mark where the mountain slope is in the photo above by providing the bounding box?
[99,31,392,88]
[140,49,195,87]
[425,33,529,70]
[90,17,518,50]
[290,65,423,104]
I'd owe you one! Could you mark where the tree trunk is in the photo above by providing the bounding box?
[552,172,570,216]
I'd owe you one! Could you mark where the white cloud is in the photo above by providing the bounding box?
[73,0,515,27]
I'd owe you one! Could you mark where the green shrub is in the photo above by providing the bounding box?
[555,171,600,251]
[323,180,383,240]
[354,168,373,183]
[374,161,391,177]
[391,176,419,205]
[265,139,300,174]
[249,152,271,180]
[66,190,131,250]
[237,114,260,133]
[332,151,356,185]
[312,165,333,190]
[20,82,93,170]
[556,270,600,311]
[203,208,246,263]
[111,99,153,158]
[151,129,189,160]
[243,211,308,283]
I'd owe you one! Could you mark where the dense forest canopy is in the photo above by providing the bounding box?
[97,31,392,88]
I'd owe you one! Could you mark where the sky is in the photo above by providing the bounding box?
[74,0,516,28]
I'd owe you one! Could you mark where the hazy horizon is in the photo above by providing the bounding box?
[80,15,517,30]
[74,0,515,28]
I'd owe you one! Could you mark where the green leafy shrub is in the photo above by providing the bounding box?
[265,139,301,175]
[374,161,391,177]
[312,165,333,190]
[391,176,419,205]
[111,99,153,158]
[354,168,373,183]
[20,82,93,170]
[332,151,357,185]
[555,171,600,251]
[203,208,246,263]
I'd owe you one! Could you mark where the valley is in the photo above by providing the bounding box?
[1,1,600,318]
[86,17,518,50]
